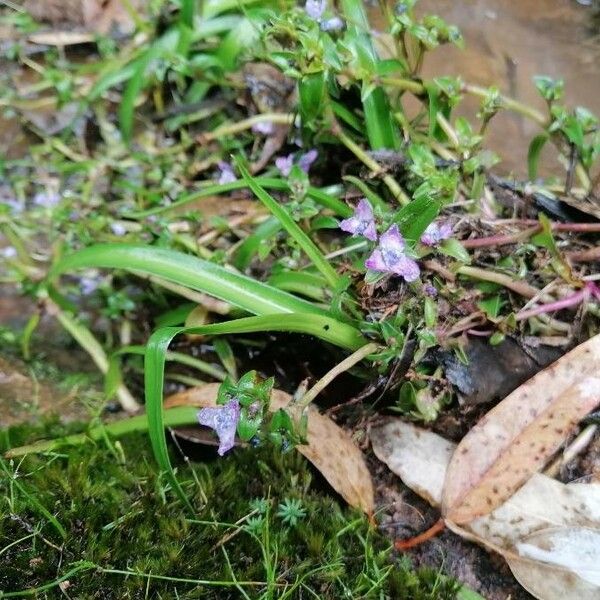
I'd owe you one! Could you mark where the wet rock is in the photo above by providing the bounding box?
[439,337,562,405]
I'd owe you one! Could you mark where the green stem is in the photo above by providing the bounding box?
[298,342,379,409]
[4,406,200,458]
[334,126,410,206]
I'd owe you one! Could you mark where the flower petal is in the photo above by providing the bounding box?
[421,221,452,246]
[379,224,405,253]
[298,149,318,172]
[198,399,240,456]
[392,255,420,282]
[365,248,388,272]
[275,154,294,177]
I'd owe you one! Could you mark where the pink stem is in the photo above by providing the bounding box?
[516,283,598,321]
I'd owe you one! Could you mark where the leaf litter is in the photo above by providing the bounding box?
[371,334,600,600]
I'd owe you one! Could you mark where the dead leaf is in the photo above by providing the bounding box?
[515,527,600,585]
[507,554,600,600]
[370,420,454,507]
[165,383,374,515]
[442,333,600,524]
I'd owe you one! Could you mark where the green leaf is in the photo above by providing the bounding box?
[527,133,550,181]
[340,0,400,150]
[50,244,328,318]
[477,295,503,319]
[394,196,441,243]
[236,160,342,289]
[439,238,471,263]
[299,71,326,124]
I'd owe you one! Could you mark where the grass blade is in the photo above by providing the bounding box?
[50,244,328,317]
[236,161,342,288]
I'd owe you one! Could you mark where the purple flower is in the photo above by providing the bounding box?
[198,399,241,456]
[365,225,420,282]
[217,161,237,185]
[320,16,344,32]
[420,221,452,246]
[305,0,326,21]
[275,154,294,177]
[1,246,17,259]
[423,283,438,297]
[252,121,274,135]
[33,190,60,207]
[339,198,377,241]
[110,222,127,236]
[80,277,99,295]
[298,149,318,173]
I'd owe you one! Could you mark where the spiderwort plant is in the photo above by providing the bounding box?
[198,371,305,455]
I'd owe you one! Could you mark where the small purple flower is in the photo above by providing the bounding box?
[110,222,127,236]
[339,198,377,241]
[305,0,326,21]
[1,246,17,259]
[275,154,294,177]
[298,149,318,173]
[320,16,344,32]
[365,225,420,282]
[252,121,274,135]
[423,283,438,297]
[33,190,60,207]
[198,399,241,456]
[80,277,99,295]
[217,161,237,185]
[420,221,452,246]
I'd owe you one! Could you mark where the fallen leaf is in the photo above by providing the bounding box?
[165,383,374,514]
[442,333,600,524]
[370,419,453,507]
[515,527,600,586]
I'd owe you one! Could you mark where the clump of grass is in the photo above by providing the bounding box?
[0,419,460,598]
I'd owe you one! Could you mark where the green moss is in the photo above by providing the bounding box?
[0,420,460,598]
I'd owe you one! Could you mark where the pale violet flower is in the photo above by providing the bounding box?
[33,190,60,207]
[423,283,438,297]
[339,198,377,241]
[277,150,318,177]
[298,149,318,173]
[1,246,17,259]
[80,277,99,295]
[110,222,127,236]
[365,225,420,282]
[275,154,294,177]
[320,16,344,32]
[252,121,274,135]
[305,0,326,21]
[420,221,452,246]
[198,399,241,456]
[217,161,237,185]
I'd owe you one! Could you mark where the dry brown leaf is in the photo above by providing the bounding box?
[165,383,374,515]
[370,419,454,507]
[507,555,600,600]
[442,333,600,524]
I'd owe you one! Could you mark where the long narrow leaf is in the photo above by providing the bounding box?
[236,161,341,288]
[50,245,328,317]
[125,179,351,219]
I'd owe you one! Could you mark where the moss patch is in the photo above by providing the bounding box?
[0,420,460,598]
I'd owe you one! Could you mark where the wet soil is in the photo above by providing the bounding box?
[373,0,600,176]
